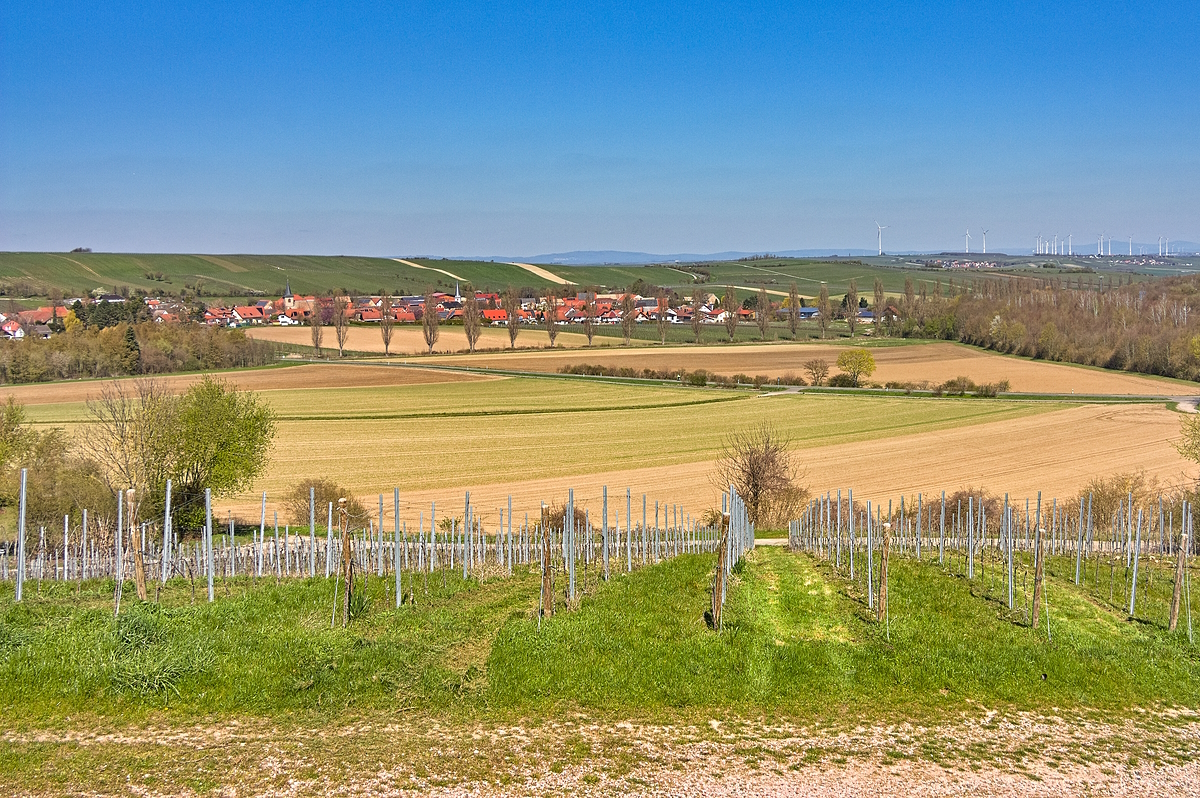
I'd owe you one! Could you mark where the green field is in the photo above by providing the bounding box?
[0,251,1024,305]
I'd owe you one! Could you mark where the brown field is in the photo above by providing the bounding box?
[0,363,485,406]
[344,403,1191,526]
[246,324,593,353]
[429,340,1197,396]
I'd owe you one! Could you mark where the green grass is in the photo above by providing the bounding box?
[1,547,1198,792]
[3,548,1195,726]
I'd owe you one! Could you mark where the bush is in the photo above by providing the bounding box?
[827,373,856,387]
[285,478,368,527]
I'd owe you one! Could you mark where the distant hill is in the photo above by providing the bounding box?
[518,249,879,264]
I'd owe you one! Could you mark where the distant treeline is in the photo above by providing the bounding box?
[885,273,1200,383]
[0,323,278,384]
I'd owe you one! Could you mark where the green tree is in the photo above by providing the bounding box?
[846,279,859,338]
[120,325,141,373]
[836,348,876,387]
[167,378,276,530]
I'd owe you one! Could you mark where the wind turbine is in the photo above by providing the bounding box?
[964,229,971,254]
[1129,236,1133,257]
[1068,234,1072,256]
[981,229,989,254]
[875,221,888,256]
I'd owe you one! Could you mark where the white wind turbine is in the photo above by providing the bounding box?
[981,229,989,254]
[964,228,971,254]
[875,221,888,256]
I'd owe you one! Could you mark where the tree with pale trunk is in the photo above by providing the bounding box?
[379,295,394,356]
[422,293,440,354]
[503,287,521,348]
[723,286,738,342]
[462,289,482,353]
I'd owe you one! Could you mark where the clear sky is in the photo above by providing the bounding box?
[2,1,1197,256]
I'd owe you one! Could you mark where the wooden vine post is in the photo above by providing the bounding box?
[876,522,891,623]
[1032,526,1045,629]
[128,488,148,602]
[339,498,352,627]
[1170,526,1189,632]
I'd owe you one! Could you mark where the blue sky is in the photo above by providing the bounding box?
[2,1,1197,256]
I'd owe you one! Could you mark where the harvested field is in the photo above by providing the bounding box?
[246,323,592,353]
[0,363,485,407]
[430,340,1197,396]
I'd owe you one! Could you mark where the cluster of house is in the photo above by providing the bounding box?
[0,305,68,340]
[199,283,794,329]
[7,280,880,340]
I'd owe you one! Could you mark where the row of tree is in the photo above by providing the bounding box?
[0,323,278,384]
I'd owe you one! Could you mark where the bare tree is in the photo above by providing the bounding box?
[83,379,177,501]
[756,287,771,340]
[332,297,349,357]
[462,289,482,353]
[714,423,806,528]
[503,287,521,349]
[803,359,829,386]
[873,278,885,336]
[846,279,859,338]
[723,286,738,342]
[379,295,395,356]
[422,293,440,354]
[582,290,596,346]
[620,292,637,345]
[308,300,324,357]
[787,282,799,339]
[691,286,704,343]
[544,294,559,348]
[817,282,830,339]
[656,289,669,344]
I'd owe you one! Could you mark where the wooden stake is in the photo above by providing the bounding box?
[1170,521,1188,632]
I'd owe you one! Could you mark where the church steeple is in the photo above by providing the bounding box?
[283,277,293,299]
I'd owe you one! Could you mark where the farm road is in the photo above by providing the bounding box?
[14,711,1198,796]
[507,261,574,284]
[392,258,466,282]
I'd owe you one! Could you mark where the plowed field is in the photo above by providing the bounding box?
[429,341,1195,396]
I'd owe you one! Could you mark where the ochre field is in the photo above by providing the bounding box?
[13,362,1194,527]
[248,323,592,353]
